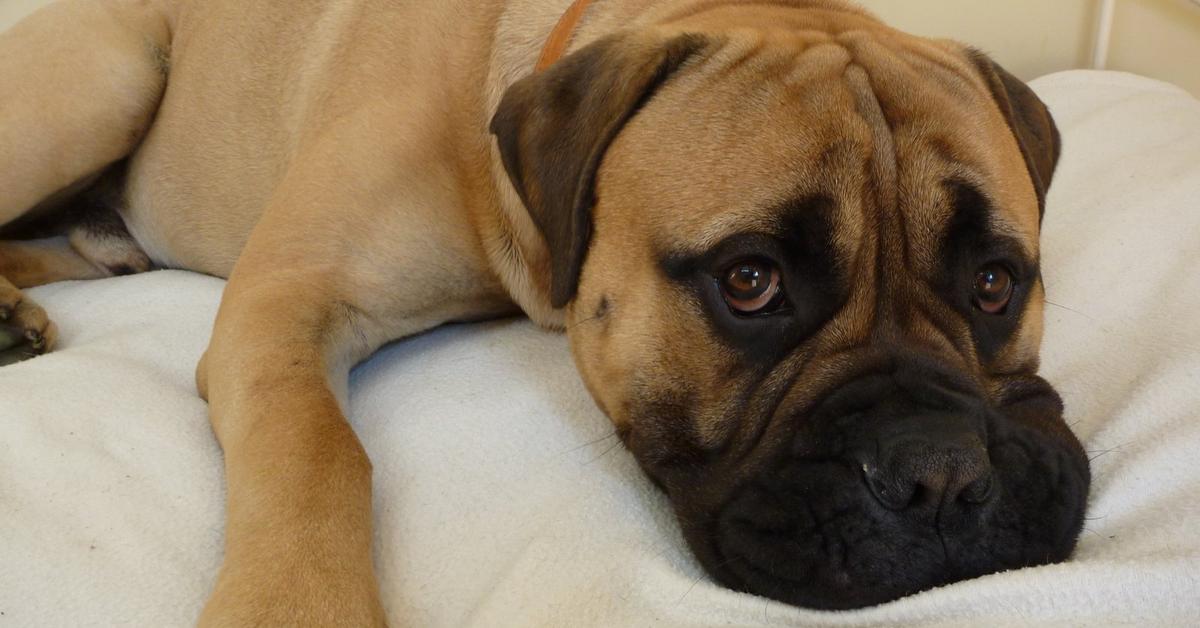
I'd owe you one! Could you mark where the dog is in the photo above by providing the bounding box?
[0,0,1090,623]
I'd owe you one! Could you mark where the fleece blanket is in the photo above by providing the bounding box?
[1,66,1199,626]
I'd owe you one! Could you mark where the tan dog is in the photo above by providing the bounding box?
[0,0,1089,623]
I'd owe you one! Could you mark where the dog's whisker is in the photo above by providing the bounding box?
[1044,299,1095,321]
[676,557,735,605]
[565,430,619,454]
[584,437,625,465]
[1087,441,1131,463]
[676,575,705,605]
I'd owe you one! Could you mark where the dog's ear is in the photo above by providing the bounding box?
[491,33,706,308]
[969,51,1062,219]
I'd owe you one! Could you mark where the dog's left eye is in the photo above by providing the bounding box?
[973,263,1015,314]
[720,259,784,315]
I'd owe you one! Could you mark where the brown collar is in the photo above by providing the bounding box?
[535,0,595,72]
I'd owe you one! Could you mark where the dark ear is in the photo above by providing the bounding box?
[490,33,706,308]
[969,51,1062,219]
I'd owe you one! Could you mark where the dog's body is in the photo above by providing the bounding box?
[0,0,1090,624]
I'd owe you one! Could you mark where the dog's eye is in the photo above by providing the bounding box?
[973,263,1014,314]
[721,259,783,314]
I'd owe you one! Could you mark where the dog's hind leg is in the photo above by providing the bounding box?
[2,172,152,288]
[0,238,106,288]
[0,0,172,226]
[0,220,148,362]
[0,171,152,362]
[0,0,169,363]
[0,238,99,361]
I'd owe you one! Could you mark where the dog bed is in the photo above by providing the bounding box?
[2,69,1198,627]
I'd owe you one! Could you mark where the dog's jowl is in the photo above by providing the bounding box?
[0,0,1089,622]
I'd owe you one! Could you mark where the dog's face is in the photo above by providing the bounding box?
[493,5,1089,610]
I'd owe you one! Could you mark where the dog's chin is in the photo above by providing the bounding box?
[672,411,1090,611]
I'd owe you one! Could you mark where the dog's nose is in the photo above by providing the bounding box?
[861,423,994,513]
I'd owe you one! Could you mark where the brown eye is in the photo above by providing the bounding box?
[974,263,1014,314]
[721,260,782,314]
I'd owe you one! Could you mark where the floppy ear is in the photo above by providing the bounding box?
[490,33,706,308]
[969,51,1062,219]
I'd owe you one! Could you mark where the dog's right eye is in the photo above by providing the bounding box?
[973,262,1015,314]
[720,259,784,315]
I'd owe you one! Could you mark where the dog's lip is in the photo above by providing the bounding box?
[713,538,939,611]
[689,412,1089,610]
[705,500,953,610]
[661,364,1085,610]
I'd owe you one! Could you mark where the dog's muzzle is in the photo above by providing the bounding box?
[697,357,1090,610]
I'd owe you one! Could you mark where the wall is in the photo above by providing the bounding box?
[858,0,1200,96]
[1109,0,1200,96]
[0,0,43,29]
[856,0,1096,81]
[2,0,1199,96]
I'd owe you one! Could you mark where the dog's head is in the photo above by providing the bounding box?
[492,2,1087,610]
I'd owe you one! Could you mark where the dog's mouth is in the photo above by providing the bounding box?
[645,373,1090,610]
[707,420,1088,610]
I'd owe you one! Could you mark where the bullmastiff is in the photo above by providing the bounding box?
[0,0,1091,623]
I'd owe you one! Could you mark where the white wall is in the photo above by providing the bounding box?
[2,0,1198,96]
[858,0,1200,96]
[857,0,1095,81]
[1109,0,1200,96]
[0,0,44,29]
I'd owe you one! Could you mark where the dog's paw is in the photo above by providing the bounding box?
[0,284,57,365]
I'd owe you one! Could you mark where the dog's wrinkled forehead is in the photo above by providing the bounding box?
[595,26,1041,269]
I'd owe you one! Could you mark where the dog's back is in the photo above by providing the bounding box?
[109,0,504,275]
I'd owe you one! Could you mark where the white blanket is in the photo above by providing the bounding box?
[2,70,1199,627]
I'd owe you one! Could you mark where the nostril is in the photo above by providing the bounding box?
[861,463,919,511]
[958,470,995,505]
[905,483,927,510]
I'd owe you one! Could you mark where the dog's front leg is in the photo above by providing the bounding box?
[189,120,512,623]
[195,261,386,627]
[187,172,437,625]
